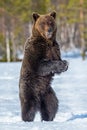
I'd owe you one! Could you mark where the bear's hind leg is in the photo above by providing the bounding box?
[21,101,36,122]
[19,81,37,122]
[40,87,58,121]
[20,98,37,122]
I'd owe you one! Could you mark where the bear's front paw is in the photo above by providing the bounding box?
[55,60,69,74]
[61,60,68,72]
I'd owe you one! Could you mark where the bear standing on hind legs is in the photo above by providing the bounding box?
[19,11,68,122]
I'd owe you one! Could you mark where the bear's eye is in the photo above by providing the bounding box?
[49,21,53,26]
[41,22,45,25]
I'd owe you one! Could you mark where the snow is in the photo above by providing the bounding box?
[0,57,87,130]
[61,48,81,58]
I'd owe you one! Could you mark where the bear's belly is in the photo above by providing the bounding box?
[34,75,53,95]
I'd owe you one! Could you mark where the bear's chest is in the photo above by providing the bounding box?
[45,45,59,60]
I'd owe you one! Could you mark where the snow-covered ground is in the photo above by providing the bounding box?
[0,57,87,130]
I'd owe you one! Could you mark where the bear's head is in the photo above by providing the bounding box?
[32,11,57,40]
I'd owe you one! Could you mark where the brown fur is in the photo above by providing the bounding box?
[19,11,68,122]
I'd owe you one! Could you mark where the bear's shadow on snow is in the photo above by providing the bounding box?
[67,113,87,121]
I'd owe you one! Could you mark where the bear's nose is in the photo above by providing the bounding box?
[48,28,52,33]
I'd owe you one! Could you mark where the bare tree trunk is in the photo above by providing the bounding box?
[28,21,32,37]
[67,24,76,49]
[6,31,10,62]
[11,19,17,61]
[79,0,85,58]
[11,31,16,61]
[60,22,76,50]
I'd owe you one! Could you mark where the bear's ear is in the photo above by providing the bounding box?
[50,11,56,19]
[32,12,40,22]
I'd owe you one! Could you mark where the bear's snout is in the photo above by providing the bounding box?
[45,31,52,39]
[48,28,52,33]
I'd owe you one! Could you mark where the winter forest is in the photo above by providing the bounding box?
[0,0,87,61]
[0,1,87,130]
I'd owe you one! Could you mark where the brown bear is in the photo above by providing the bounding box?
[19,11,68,122]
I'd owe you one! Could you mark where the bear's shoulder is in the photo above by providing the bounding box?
[24,36,47,52]
[24,37,37,50]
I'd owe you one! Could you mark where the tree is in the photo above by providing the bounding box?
[0,0,87,61]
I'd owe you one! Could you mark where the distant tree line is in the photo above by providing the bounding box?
[0,0,87,62]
